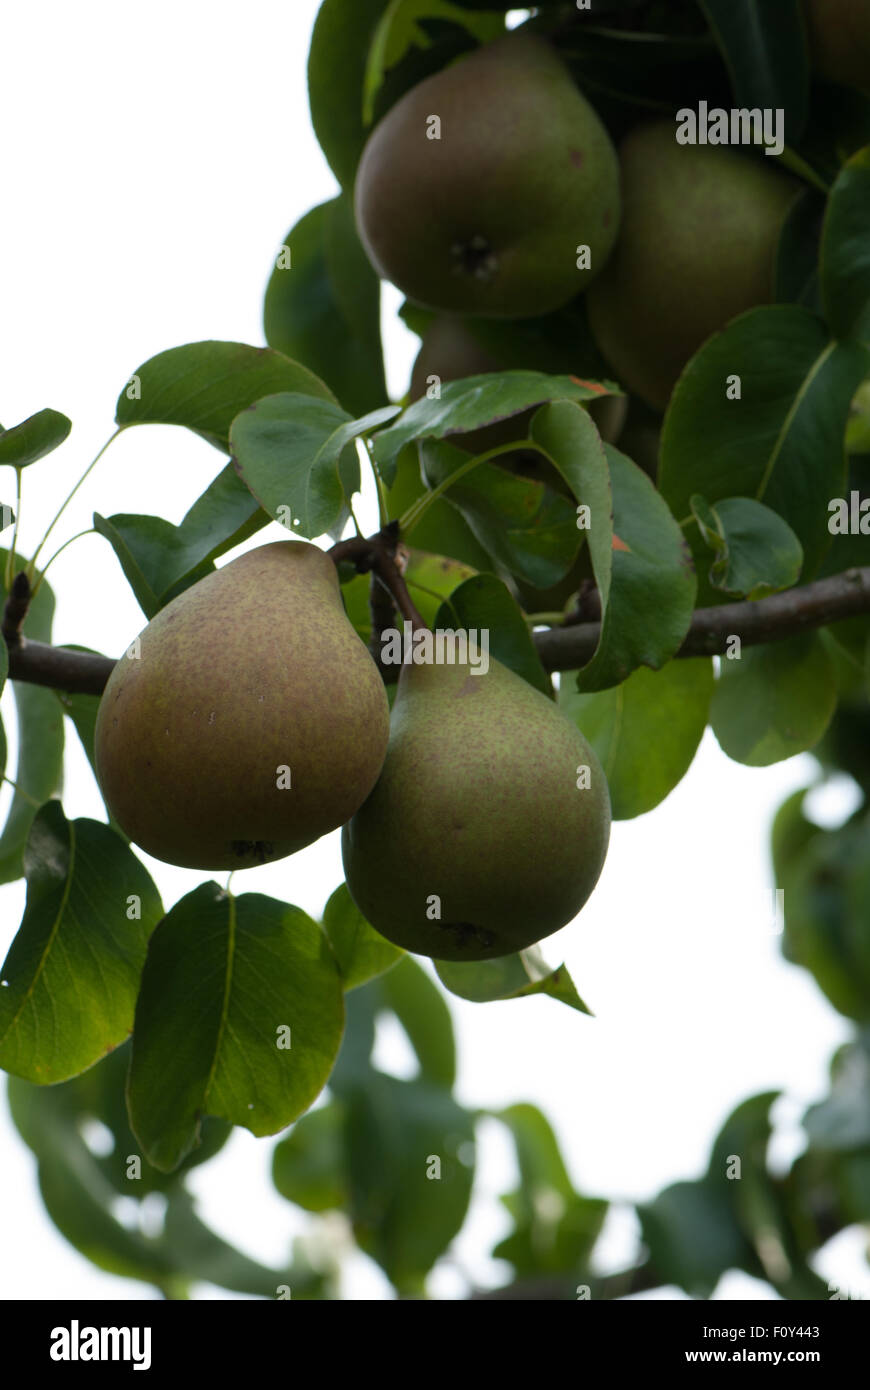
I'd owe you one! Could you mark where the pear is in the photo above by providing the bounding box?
[95,541,390,870]
[354,33,620,318]
[803,0,870,91]
[586,121,799,411]
[341,655,610,960]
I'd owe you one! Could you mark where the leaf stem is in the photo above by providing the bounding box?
[1,775,42,809]
[4,468,23,590]
[400,440,545,534]
[30,529,95,596]
[28,426,124,578]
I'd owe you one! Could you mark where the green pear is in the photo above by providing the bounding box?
[355,34,620,318]
[95,541,390,870]
[586,121,799,411]
[410,314,627,460]
[804,0,870,91]
[341,654,611,960]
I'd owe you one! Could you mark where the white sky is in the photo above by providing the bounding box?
[0,1,866,1302]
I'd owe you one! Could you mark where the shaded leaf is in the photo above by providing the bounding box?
[435,947,591,1014]
[419,440,581,592]
[115,340,336,452]
[0,802,162,1083]
[0,556,64,884]
[659,305,870,578]
[821,146,870,345]
[698,0,809,143]
[434,573,551,696]
[272,1102,348,1212]
[322,882,403,991]
[345,1072,474,1292]
[560,658,714,819]
[128,886,344,1171]
[373,371,613,487]
[307,0,391,191]
[377,956,456,1089]
[690,494,803,598]
[264,195,387,416]
[711,632,837,765]
[0,409,71,468]
[231,392,394,540]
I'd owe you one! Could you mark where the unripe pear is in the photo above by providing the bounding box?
[586,121,799,411]
[342,654,611,960]
[95,541,390,870]
[355,33,620,318]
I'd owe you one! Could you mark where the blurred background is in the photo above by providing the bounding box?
[0,0,865,1299]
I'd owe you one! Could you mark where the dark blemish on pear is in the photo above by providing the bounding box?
[440,921,495,950]
[231,839,274,864]
[571,149,584,168]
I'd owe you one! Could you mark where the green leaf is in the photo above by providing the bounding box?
[690,494,804,598]
[0,409,71,468]
[160,1189,293,1297]
[264,195,386,416]
[697,0,809,144]
[373,371,613,486]
[775,187,825,309]
[363,0,500,124]
[7,1068,282,1295]
[230,392,395,540]
[493,1103,607,1278]
[95,463,273,616]
[433,573,551,696]
[0,556,64,884]
[821,146,870,345]
[127,885,344,1171]
[384,445,494,571]
[639,1178,751,1299]
[377,956,456,1089]
[419,440,581,591]
[344,1072,474,1292]
[6,1074,177,1288]
[435,947,592,1014]
[93,513,215,619]
[53,674,127,839]
[307,0,391,191]
[711,633,837,765]
[775,804,870,1020]
[560,658,714,819]
[706,1091,828,1299]
[535,403,696,691]
[659,306,870,578]
[401,549,478,630]
[0,631,7,696]
[322,882,403,991]
[0,802,162,1083]
[804,1037,870,1152]
[115,340,336,452]
[272,1102,348,1212]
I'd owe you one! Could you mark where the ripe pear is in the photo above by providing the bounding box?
[95,541,390,870]
[341,654,611,960]
[355,34,620,318]
[803,0,870,91]
[586,121,799,411]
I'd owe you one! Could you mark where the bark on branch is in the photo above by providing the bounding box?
[3,563,869,698]
[534,566,870,674]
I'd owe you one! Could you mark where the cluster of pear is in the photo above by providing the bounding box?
[95,541,611,962]
[354,30,806,430]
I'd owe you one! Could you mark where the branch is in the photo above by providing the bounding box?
[533,567,870,674]
[4,564,869,697]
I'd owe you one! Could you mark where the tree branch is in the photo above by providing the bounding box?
[534,566,870,673]
[3,563,869,698]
